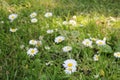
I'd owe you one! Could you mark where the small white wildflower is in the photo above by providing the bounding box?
[27,48,38,56]
[96,40,106,46]
[39,36,44,40]
[8,14,18,21]
[62,21,68,25]
[73,15,77,20]
[114,52,120,58]
[62,46,72,52]
[69,20,77,26]
[82,39,92,47]
[30,12,37,18]
[93,54,99,61]
[36,41,42,47]
[44,12,52,18]
[20,45,25,49]
[54,36,65,43]
[31,18,38,23]
[29,40,37,45]
[47,29,54,34]
[10,28,18,32]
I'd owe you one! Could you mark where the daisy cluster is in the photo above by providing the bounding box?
[7,12,120,76]
[27,39,42,56]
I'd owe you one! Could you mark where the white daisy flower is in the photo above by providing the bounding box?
[96,40,106,46]
[62,21,68,25]
[31,18,38,23]
[63,59,77,68]
[27,48,38,56]
[8,14,18,21]
[39,36,44,40]
[93,54,99,61]
[64,67,77,74]
[29,40,37,45]
[36,41,42,47]
[82,39,92,47]
[20,45,25,49]
[44,12,52,18]
[30,12,37,18]
[47,29,54,34]
[54,36,65,43]
[62,46,72,52]
[69,20,77,26]
[10,28,18,32]
[73,15,77,20]
[114,52,120,58]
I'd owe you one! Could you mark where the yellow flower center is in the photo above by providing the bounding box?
[58,38,62,42]
[11,16,15,19]
[117,53,120,57]
[11,28,17,32]
[31,40,35,43]
[68,63,73,67]
[86,42,89,45]
[95,56,99,59]
[98,41,103,45]
[31,50,35,54]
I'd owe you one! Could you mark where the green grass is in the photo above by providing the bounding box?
[0,0,120,80]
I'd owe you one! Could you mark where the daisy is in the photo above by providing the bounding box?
[44,12,52,18]
[47,29,54,34]
[30,12,37,18]
[36,41,42,47]
[114,52,120,58]
[69,20,77,26]
[64,67,77,74]
[31,18,38,23]
[62,21,68,25]
[8,14,18,21]
[27,48,38,56]
[82,39,92,47]
[39,36,44,40]
[63,59,77,68]
[10,28,18,32]
[20,45,25,49]
[29,40,37,45]
[62,46,72,52]
[93,54,99,61]
[54,36,65,43]
[72,15,77,20]
[96,40,106,46]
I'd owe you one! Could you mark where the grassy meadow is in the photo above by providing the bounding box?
[0,0,120,80]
